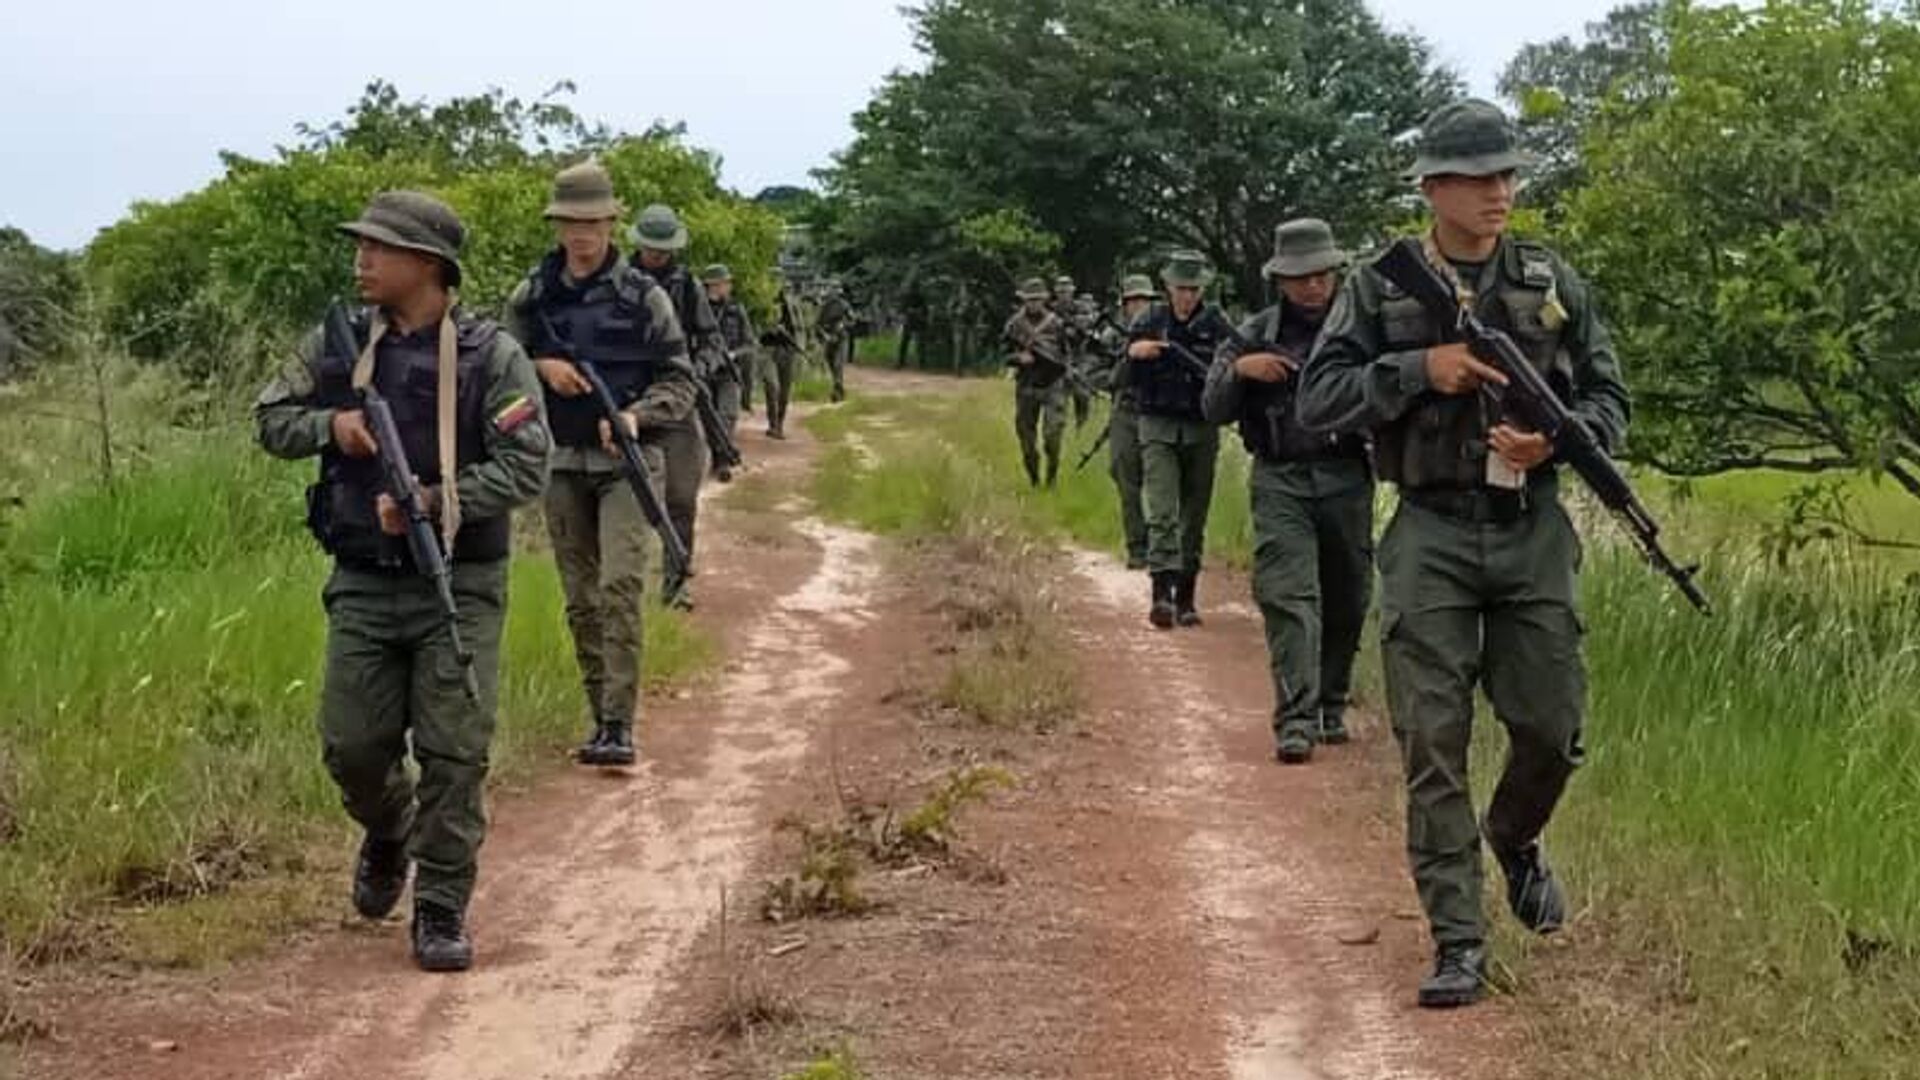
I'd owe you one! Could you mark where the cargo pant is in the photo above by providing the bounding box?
[821,334,848,400]
[319,559,507,914]
[1138,414,1220,575]
[1250,457,1374,745]
[1378,489,1587,948]
[1014,380,1067,483]
[1107,399,1147,566]
[762,346,797,436]
[657,418,709,599]
[710,373,742,449]
[544,458,661,729]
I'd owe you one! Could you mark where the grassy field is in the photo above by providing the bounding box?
[0,366,711,968]
[816,374,1920,1080]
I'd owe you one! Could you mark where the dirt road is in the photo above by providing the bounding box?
[26,369,1517,1079]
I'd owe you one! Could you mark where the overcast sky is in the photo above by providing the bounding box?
[0,0,1622,251]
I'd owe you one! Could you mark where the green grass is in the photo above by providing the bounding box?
[0,378,711,964]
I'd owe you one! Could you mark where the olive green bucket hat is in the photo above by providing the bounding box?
[1262,218,1348,278]
[631,203,690,251]
[1160,249,1212,289]
[337,191,465,286]
[1404,98,1539,181]
[1017,277,1051,301]
[1119,273,1156,300]
[700,263,733,284]
[545,161,622,221]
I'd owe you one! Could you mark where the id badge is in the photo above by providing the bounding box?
[1485,453,1525,491]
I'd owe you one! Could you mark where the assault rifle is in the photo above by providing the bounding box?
[1372,238,1710,614]
[322,303,481,702]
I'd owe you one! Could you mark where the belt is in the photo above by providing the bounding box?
[1402,484,1549,525]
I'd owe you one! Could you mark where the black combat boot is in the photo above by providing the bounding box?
[1174,572,1203,627]
[573,719,611,765]
[1275,723,1314,765]
[1489,836,1567,934]
[352,831,410,919]
[1149,571,1178,630]
[1044,456,1059,488]
[1318,708,1352,745]
[1022,453,1041,488]
[592,722,637,767]
[411,900,474,973]
[1417,943,1487,1008]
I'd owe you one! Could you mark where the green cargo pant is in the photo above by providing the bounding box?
[545,463,659,728]
[1378,492,1587,948]
[658,419,709,594]
[1251,457,1375,743]
[1014,380,1067,482]
[711,374,742,447]
[762,346,797,435]
[1107,400,1147,566]
[1139,414,1220,575]
[821,334,848,398]
[319,559,507,914]
[739,352,757,413]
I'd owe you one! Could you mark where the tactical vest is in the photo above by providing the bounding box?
[1132,303,1225,421]
[1006,311,1066,389]
[1373,240,1575,489]
[307,308,509,568]
[517,254,667,449]
[1236,305,1368,463]
[715,299,752,352]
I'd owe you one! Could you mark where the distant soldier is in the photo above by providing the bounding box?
[1126,250,1230,628]
[632,203,725,609]
[1051,275,1095,429]
[815,280,852,403]
[759,276,806,439]
[1205,218,1372,766]
[504,162,696,771]
[1084,273,1156,568]
[256,192,549,971]
[1298,99,1630,1008]
[702,263,757,448]
[1002,277,1068,487]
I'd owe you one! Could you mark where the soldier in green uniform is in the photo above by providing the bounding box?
[703,264,757,444]
[1084,274,1156,568]
[761,277,805,439]
[504,163,695,770]
[1051,276,1095,430]
[632,204,725,609]
[1205,219,1373,766]
[1298,100,1630,1008]
[1127,250,1230,629]
[256,192,549,972]
[1002,277,1069,488]
[815,280,852,403]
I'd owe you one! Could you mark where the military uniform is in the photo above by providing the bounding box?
[1085,274,1155,568]
[816,284,852,402]
[1297,100,1631,1007]
[1050,277,1095,429]
[704,264,759,422]
[633,204,725,608]
[504,166,695,766]
[256,192,549,971]
[1002,278,1068,487]
[1205,219,1373,764]
[761,284,805,438]
[1127,251,1228,627]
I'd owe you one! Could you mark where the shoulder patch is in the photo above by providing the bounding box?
[493,393,538,434]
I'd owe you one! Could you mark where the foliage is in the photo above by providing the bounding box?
[0,228,82,376]
[1565,0,1920,505]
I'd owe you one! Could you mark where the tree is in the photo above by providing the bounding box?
[0,227,82,376]
[1567,0,1920,503]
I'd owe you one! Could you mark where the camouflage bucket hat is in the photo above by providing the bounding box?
[631,203,689,251]
[545,161,621,221]
[700,263,733,284]
[1120,273,1156,300]
[1160,249,1212,289]
[1404,98,1538,181]
[1017,277,1051,301]
[1263,218,1348,278]
[337,191,465,286]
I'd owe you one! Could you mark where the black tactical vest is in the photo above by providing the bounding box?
[307,308,510,568]
[715,299,752,352]
[517,252,666,449]
[1236,305,1368,463]
[1131,302,1227,421]
[1373,240,1575,489]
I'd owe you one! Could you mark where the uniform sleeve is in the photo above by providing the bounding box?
[731,304,759,369]
[254,326,334,460]
[684,287,728,381]
[456,335,550,520]
[630,286,698,428]
[1297,271,1432,434]
[1202,312,1263,425]
[502,280,541,358]
[1556,257,1631,454]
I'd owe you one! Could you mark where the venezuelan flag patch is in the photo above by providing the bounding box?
[493,394,537,434]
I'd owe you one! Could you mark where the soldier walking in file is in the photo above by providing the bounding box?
[1085,273,1156,568]
[703,263,756,453]
[1002,277,1069,488]
[256,191,549,971]
[760,276,805,439]
[815,280,852,403]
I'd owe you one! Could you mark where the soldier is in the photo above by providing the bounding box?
[1051,275,1095,429]
[815,280,852,403]
[1298,99,1630,1008]
[702,263,757,451]
[255,191,549,971]
[1126,250,1230,629]
[504,163,696,770]
[632,204,724,610]
[1002,277,1068,487]
[760,276,805,439]
[1205,219,1373,766]
[1084,274,1156,569]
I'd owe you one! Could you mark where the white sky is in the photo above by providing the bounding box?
[0,0,1622,251]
